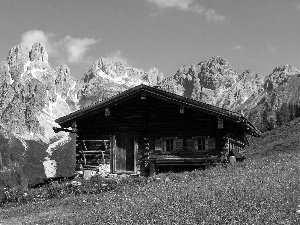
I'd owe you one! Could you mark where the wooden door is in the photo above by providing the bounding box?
[113,132,136,173]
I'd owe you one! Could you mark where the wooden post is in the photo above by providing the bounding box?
[110,134,115,173]
[134,135,138,174]
[71,121,77,133]
[149,161,155,177]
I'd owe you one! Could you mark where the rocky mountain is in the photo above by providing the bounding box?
[1,43,76,138]
[75,57,164,108]
[160,57,300,132]
[240,65,300,131]
[0,43,79,187]
[0,42,299,188]
[160,56,265,113]
[161,56,239,104]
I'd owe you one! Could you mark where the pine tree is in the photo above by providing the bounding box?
[262,110,272,131]
[276,103,290,125]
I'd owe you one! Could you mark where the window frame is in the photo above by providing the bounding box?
[163,138,175,152]
[154,136,215,152]
[193,136,216,151]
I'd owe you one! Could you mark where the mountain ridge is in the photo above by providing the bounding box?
[0,42,299,188]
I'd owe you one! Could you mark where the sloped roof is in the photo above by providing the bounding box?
[56,84,260,137]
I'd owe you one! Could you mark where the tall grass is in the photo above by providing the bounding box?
[1,151,299,224]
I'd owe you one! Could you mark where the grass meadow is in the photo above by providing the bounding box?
[0,150,299,224]
[1,119,300,224]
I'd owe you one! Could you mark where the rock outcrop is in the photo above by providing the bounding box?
[216,69,264,110]
[74,57,164,108]
[0,43,76,188]
[160,56,239,105]
[243,65,300,131]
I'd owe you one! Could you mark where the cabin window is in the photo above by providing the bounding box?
[196,138,206,150]
[195,137,215,151]
[163,138,175,152]
[155,138,181,152]
[154,137,215,152]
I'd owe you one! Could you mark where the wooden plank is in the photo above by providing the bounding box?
[80,150,104,154]
[155,163,208,166]
[111,135,115,173]
[76,139,110,142]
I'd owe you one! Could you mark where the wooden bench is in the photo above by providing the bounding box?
[143,154,222,176]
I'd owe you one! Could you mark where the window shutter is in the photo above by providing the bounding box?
[194,138,198,151]
[207,138,215,150]
[205,139,209,150]
[173,138,176,151]
[187,139,193,151]
[176,139,183,151]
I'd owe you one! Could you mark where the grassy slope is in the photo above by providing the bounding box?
[246,117,300,157]
[1,121,300,224]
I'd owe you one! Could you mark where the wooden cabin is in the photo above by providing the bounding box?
[55,84,260,175]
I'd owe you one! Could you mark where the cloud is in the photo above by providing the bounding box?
[147,0,193,11]
[232,45,245,50]
[147,0,225,22]
[21,30,57,56]
[20,30,99,64]
[205,9,226,22]
[62,36,98,63]
[107,50,130,67]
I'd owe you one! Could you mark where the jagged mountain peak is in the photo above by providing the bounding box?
[81,57,164,85]
[205,55,229,65]
[5,43,51,82]
[7,43,49,64]
[30,43,48,63]
[92,57,125,75]
[161,56,238,103]
[264,64,300,92]
[7,44,30,60]
[272,64,300,74]
[74,57,164,108]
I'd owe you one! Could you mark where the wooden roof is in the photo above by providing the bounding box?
[55,84,260,137]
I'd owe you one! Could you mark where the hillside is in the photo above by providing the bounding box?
[245,117,300,158]
[1,120,299,224]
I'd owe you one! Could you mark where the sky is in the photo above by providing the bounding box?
[0,0,299,80]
